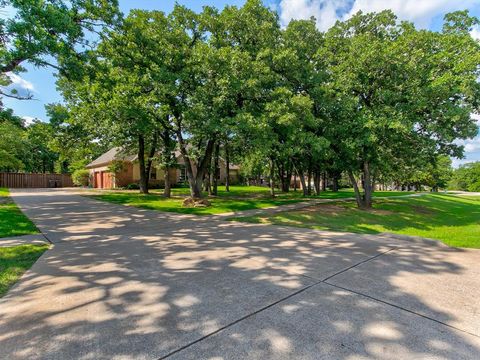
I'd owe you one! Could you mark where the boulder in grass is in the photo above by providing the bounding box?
[182,197,211,207]
[194,199,211,207]
[182,197,196,207]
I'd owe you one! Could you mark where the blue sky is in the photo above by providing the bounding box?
[3,0,480,166]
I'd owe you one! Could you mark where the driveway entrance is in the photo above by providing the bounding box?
[1,189,479,359]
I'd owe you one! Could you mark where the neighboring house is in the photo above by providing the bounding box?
[86,147,240,189]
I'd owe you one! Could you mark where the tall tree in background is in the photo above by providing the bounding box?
[323,10,479,208]
[0,121,24,170]
[0,0,120,104]
[55,1,479,206]
[46,103,108,173]
[0,0,120,174]
[450,162,480,192]
[60,10,170,194]
[278,19,329,195]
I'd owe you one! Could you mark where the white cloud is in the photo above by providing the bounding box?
[346,0,477,28]
[6,73,35,92]
[464,138,480,153]
[279,0,478,30]
[472,113,480,126]
[451,157,476,168]
[456,131,480,153]
[465,141,480,153]
[279,0,347,31]
[22,116,40,126]
[471,26,480,40]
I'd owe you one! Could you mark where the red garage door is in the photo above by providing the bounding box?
[94,172,102,188]
[102,172,113,189]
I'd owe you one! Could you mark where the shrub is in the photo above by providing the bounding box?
[125,183,140,190]
[72,169,90,187]
[149,183,162,189]
[107,160,125,174]
[171,182,189,188]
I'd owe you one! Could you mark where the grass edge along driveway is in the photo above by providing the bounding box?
[231,193,480,248]
[0,244,49,297]
[0,188,47,297]
[0,188,39,238]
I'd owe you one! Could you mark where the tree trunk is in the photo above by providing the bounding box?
[145,133,157,185]
[225,142,230,192]
[277,162,289,193]
[313,170,321,195]
[363,161,373,209]
[307,169,312,196]
[160,128,174,198]
[138,135,149,194]
[177,129,215,198]
[163,168,171,197]
[332,175,339,192]
[348,170,365,209]
[293,164,308,196]
[269,158,275,198]
[298,171,308,196]
[293,172,297,191]
[212,142,219,195]
[284,163,292,192]
[321,172,327,191]
[204,170,212,194]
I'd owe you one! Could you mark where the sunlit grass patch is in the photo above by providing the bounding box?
[233,194,480,248]
[0,244,49,297]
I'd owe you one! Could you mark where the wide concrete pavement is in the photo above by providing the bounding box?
[0,189,479,359]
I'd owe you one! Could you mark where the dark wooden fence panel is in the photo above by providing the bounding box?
[0,173,74,188]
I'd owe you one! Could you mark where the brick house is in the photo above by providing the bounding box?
[86,147,240,189]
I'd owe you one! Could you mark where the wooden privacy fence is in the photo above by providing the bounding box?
[0,173,74,188]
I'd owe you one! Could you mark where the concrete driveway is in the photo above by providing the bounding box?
[1,189,479,359]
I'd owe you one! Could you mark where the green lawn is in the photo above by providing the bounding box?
[0,244,49,297]
[233,194,480,248]
[89,190,303,215]
[0,188,39,238]
[155,185,415,200]
[90,186,416,216]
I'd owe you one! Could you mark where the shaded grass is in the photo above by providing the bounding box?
[89,192,303,216]
[0,244,49,297]
[234,194,480,248]
[91,186,416,216]
[155,185,415,200]
[0,188,39,238]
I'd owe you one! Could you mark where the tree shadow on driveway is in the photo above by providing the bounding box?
[0,189,479,359]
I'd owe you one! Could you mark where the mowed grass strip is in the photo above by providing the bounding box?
[0,244,49,297]
[233,194,480,248]
[0,188,39,238]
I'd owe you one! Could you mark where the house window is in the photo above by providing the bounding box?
[150,167,157,180]
[179,166,187,183]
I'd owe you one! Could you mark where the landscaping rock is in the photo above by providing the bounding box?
[196,199,211,206]
[182,197,196,207]
[182,197,211,208]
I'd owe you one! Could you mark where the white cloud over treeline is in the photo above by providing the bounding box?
[278,0,479,31]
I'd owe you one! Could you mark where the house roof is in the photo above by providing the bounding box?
[86,147,137,169]
[87,146,240,170]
